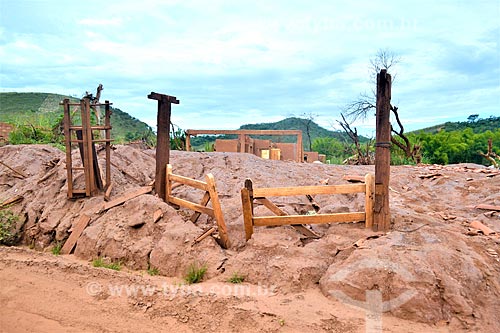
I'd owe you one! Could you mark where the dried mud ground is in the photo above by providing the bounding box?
[1,144,499,333]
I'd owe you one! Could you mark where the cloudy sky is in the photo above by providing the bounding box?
[1,0,499,136]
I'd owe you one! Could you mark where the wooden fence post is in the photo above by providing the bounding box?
[148,92,179,201]
[373,69,391,231]
[365,173,375,229]
[241,179,254,240]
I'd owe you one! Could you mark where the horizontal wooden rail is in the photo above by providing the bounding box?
[253,184,365,197]
[168,173,209,191]
[167,196,216,217]
[253,212,366,226]
[166,164,230,248]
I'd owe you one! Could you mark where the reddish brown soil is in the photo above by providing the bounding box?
[1,144,499,332]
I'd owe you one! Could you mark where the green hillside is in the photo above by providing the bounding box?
[0,92,154,143]
[412,116,500,134]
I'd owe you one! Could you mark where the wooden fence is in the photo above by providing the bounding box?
[166,164,230,248]
[241,174,375,240]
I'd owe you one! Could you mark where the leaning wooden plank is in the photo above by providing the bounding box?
[253,184,365,197]
[0,195,23,208]
[37,168,58,184]
[255,198,319,238]
[100,186,152,213]
[0,161,28,178]
[256,198,320,238]
[253,212,366,226]
[418,173,442,179]
[256,197,287,216]
[104,183,113,201]
[342,175,365,183]
[190,192,211,223]
[153,208,163,223]
[168,196,215,218]
[475,204,500,212]
[61,214,91,254]
[470,220,495,235]
[193,227,216,245]
[206,173,230,248]
[169,173,208,191]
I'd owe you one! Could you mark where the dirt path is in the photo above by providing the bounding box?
[0,246,450,333]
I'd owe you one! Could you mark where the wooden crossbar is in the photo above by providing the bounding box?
[253,184,366,197]
[253,212,366,226]
[166,164,230,248]
[242,174,375,241]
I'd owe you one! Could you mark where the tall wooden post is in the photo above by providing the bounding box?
[373,69,391,231]
[148,92,179,201]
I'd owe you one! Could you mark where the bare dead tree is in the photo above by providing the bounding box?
[390,106,422,163]
[342,49,421,163]
[337,113,373,165]
[296,112,316,151]
[479,138,499,168]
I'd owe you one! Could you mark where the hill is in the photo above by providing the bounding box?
[191,117,368,151]
[412,116,500,134]
[0,92,154,143]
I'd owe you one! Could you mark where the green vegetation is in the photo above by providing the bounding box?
[312,122,499,167]
[147,267,160,276]
[415,116,500,135]
[0,209,19,245]
[0,92,154,145]
[184,262,207,284]
[92,257,122,271]
[411,128,500,165]
[227,272,245,284]
[51,242,62,255]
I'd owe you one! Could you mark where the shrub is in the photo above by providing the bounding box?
[184,262,207,284]
[228,272,245,284]
[92,257,122,271]
[0,209,19,245]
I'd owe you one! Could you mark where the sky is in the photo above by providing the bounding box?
[1,0,499,137]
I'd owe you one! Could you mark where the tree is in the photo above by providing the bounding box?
[337,113,373,165]
[467,114,479,123]
[343,49,421,163]
[296,112,316,151]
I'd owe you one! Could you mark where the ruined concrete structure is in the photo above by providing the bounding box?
[186,129,323,163]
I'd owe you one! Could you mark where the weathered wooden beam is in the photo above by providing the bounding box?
[205,173,230,248]
[253,184,366,197]
[99,186,152,213]
[475,204,500,212]
[241,179,254,241]
[253,212,366,226]
[0,195,23,208]
[61,214,91,254]
[190,192,211,223]
[0,161,28,178]
[168,173,209,191]
[193,227,216,244]
[153,208,163,223]
[150,94,174,200]
[167,195,215,217]
[373,69,392,232]
[365,173,375,229]
[104,183,113,201]
[148,92,179,104]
